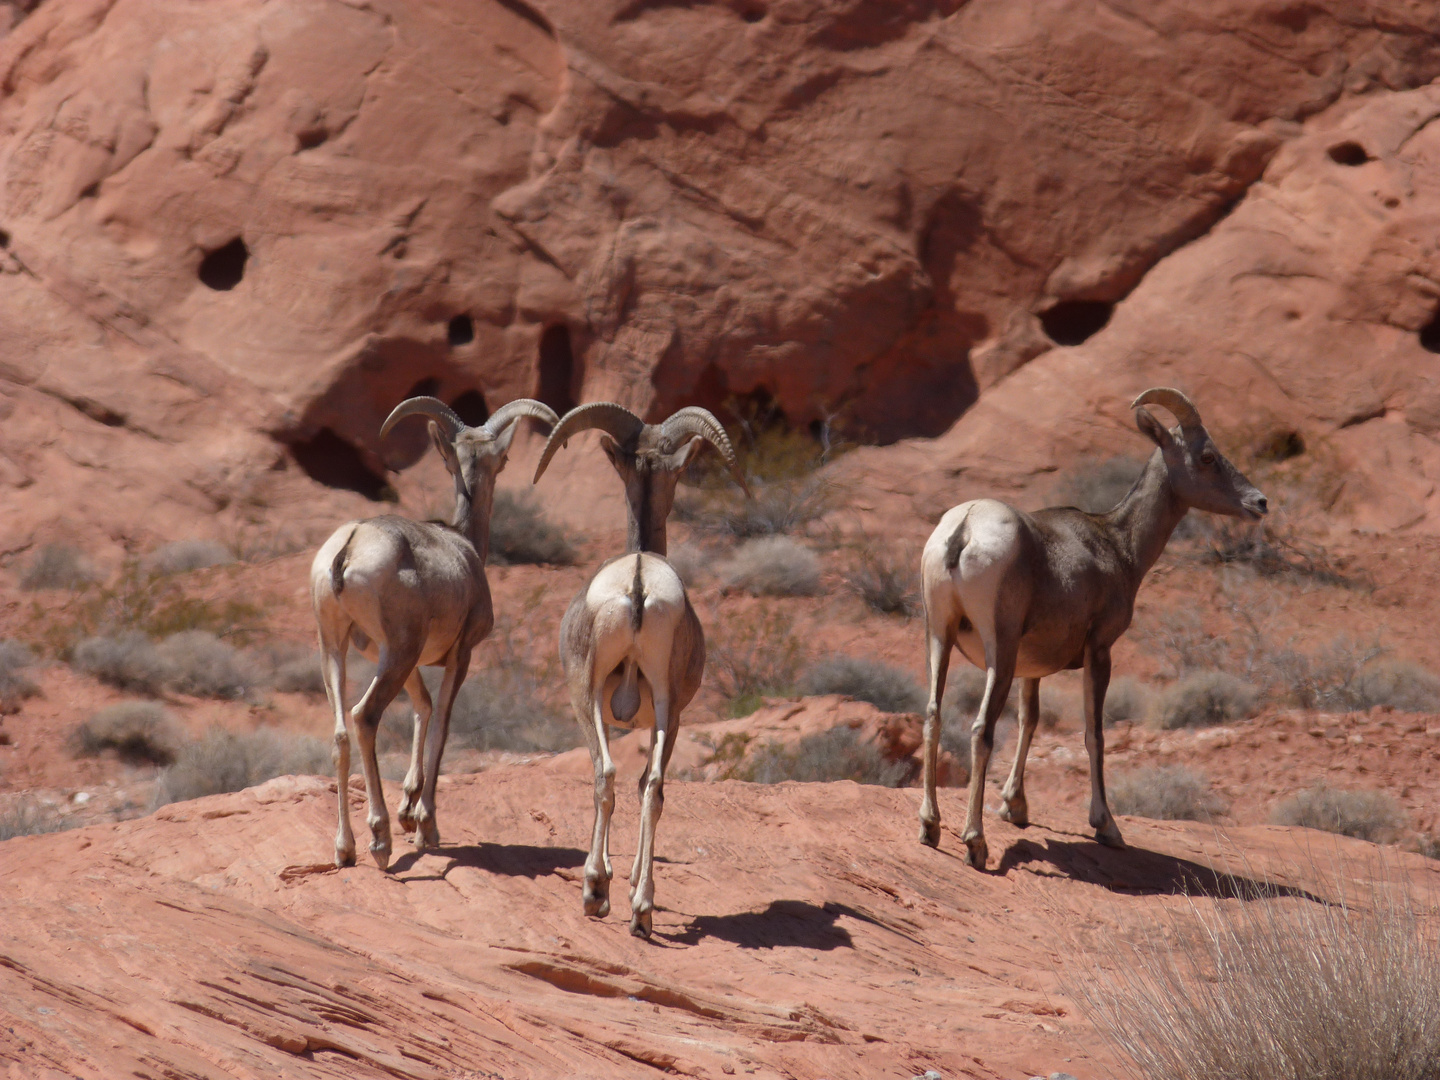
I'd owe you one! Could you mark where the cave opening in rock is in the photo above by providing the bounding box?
[1039,300,1114,346]
[538,324,576,415]
[289,428,394,501]
[406,377,441,400]
[1421,312,1440,354]
[1327,141,1371,166]
[450,389,490,426]
[447,314,475,347]
[1256,429,1306,462]
[199,238,248,291]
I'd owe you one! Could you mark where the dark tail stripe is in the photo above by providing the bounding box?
[330,524,359,594]
[630,554,645,632]
[943,512,968,571]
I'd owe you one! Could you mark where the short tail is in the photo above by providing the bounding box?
[943,509,970,571]
[330,524,359,594]
[629,554,645,632]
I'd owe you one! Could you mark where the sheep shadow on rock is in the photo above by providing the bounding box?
[389,842,586,880]
[995,836,1327,903]
[660,899,877,949]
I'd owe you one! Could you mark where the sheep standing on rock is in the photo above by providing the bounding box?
[533,402,745,937]
[917,388,1267,868]
[311,396,557,870]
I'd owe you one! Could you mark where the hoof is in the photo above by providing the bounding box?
[919,818,941,848]
[370,840,392,871]
[335,847,356,869]
[630,908,653,938]
[415,818,440,851]
[963,835,988,870]
[396,806,417,835]
[998,796,1029,827]
[1095,820,1126,849]
[583,892,610,919]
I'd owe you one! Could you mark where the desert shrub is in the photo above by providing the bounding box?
[677,475,833,539]
[0,639,39,714]
[264,645,326,695]
[721,536,822,597]
[1103,675,1150,726]
[432,663,576,754]
[1187,515,1352,585]
[845,541,919,617]
[707,607,806,716]
[737,726,910,787]
[144,539,234,576]
[1153,670,1260,729]
[487,489,577,565]
[1271,783,1408,843]
[71,632,171,695]
[0,798,68,841]
[1057,456,1146,514]
[665,542,708,588]
[19,543,97,590]
[152,728,332,806]
[798,655,923,714]
[1349,661,1440,713]
[1068,865,1440,1080]
[1414,833,1440,861]
[1109,765,1227,822]
[74,702,182,765]
[156,631,259,700]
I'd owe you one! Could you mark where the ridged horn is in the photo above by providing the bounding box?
[380,396,466,441]
[1131,387,1203,434]
[661,406,749,494]
[533,401,645,484]
[483,398,558,437]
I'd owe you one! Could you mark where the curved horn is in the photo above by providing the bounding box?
[483,397,559,437]
[380,396,465,441]
[1131,387,1203,433]
[532,401,645,484]
[660,406,749,494]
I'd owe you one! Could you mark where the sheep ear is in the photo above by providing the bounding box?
[493,419,519,456]
[1135,406,1172,449]
[599,432,624,470]
[429,420,461,472]
[668,434,705,471]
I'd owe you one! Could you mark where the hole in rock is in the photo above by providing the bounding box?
[1327,141,1371,166]
[0,229,10,248]
[290,428,394,501]
[740,4,766,21]
[296,127,328,151]
[538,324,576,415]
[1039,300,1113,346]
[1421,312,1440,355]
[1256,429,1306,463]
[450,389,491,426]
[406,377,441,401]
[447,314,475,347]
[199,238,248,291]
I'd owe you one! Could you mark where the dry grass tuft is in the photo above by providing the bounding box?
[1103,675,1151,727]
[71,632,171,695]
[707,607,806,717]
[144,539,234,576]
[0,798,69,841]
[74,702,183,765]
[721,536,823,597]
[844,540,919,617]
[433,663,577,755]
[19,543,97,590]
[798,655,923,714]
[1271,783,1408,843]
[153,728,331,806]
[261,644,326,695]
[156,631,260,700]
[487,490,578,565]
[1110,765,1227,822]
[736,726,910,787]
[1068,863,1440,1080]
[1153,670,1260,729]
[0,639,39,714]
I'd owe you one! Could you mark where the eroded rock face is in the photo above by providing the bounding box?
[0,0,1437,554]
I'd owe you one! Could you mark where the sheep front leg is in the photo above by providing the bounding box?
[998,678,1041,826]
[919,625,951,847]
[1083,643,1124,848]
[415,649,469,851]
[583,696,616,919]
[629,693,669,938]
[960,647,1016,870]
[397,668,433,837]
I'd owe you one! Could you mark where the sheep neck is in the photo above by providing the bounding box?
[1107,450,1189,584]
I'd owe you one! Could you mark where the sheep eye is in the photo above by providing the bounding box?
[1200,449,1216,466]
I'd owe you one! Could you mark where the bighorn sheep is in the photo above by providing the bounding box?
[311,395,557,869]
[918,388,1267,868]
[532,402,745,936]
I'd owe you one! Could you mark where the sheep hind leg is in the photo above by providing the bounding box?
[918,624,952,848]
[998,677,1041,827]
[397,668,433,837]
[414,649,469,852]
[582,696,616,919]
[320,628,355,868]
[630,692,670,939]
[351,646,418,870]
[959,643,1017,871]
